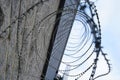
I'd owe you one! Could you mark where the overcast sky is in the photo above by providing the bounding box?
[96,0,120,80]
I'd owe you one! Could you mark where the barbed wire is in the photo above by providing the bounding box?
[0,0,111,80]
[58,0,111,80]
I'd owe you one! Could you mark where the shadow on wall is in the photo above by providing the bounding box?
[0,6,4,27]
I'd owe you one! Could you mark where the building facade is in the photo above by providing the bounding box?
[0,0,79,80]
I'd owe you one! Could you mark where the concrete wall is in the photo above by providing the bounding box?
[0,0,60,80]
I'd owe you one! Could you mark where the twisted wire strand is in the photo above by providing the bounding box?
[59,63,94,77]
[93,49,111,80]
[65,11,94,55]
[59,50,94,71]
